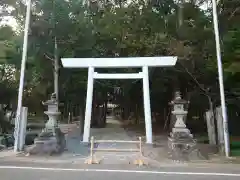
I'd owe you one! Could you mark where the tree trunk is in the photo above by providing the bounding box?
[208,96,218,144]
[54,37,59,105]
[79,106,84,137]
[178,0,184,27]
[205,106,217,145]
[103,100,107,125]
[134,103,139,125]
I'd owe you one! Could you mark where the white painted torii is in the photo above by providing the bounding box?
[61,56,177,144]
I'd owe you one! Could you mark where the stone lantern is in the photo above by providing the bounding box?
[170,91,191,136]
[27,93,66,155]
[168,91,198,161]
[42,93,62,134]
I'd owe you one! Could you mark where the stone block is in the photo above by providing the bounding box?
[26,128,66,156]
[168,133,208,161]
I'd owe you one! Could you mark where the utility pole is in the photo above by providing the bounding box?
[211,0,230,157]
[14,0,31,152]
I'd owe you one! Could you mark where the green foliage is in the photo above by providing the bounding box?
[0,0,239,120]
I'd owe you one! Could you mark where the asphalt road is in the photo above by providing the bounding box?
[0,163,240,180]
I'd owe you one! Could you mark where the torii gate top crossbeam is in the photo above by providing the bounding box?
[61,56,177,68]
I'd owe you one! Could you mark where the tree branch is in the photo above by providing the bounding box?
[44,53,54,61]
[178,62,209,94]
[228,7,240,20]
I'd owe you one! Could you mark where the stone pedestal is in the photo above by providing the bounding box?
[168,92,205,161]
[27,93,66,155]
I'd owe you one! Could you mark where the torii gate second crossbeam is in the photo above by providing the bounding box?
[61,56,177,144]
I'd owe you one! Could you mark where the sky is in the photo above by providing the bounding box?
[0,6,18,30]
[1,17,17,29]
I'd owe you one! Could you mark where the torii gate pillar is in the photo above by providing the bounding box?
[61,57,177,144]
[142,66,152,143]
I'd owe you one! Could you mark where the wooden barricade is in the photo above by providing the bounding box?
[85,136,146,166]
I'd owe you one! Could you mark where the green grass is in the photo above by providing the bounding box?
[230,141,240,149]
[230,141,240,157]
[231,149,240,156]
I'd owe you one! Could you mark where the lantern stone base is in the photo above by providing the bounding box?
[26,127,66,155]
[168,129,207,161]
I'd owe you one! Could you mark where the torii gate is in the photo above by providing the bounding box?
[61,56,177,144]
